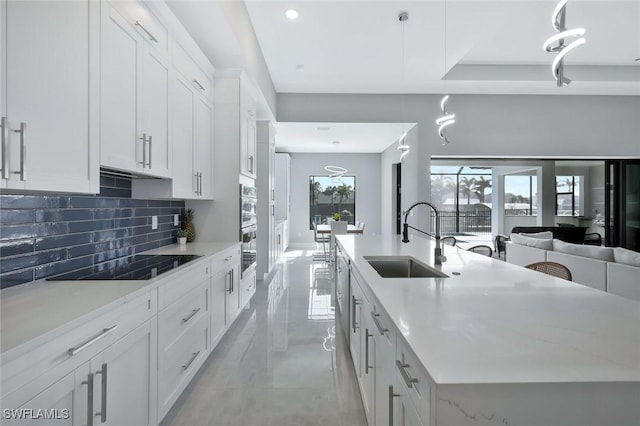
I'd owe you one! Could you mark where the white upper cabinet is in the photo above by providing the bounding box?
[1,0,99,193]
[100,1,170,178]
[240,89,257,179]
[133,42,214,200]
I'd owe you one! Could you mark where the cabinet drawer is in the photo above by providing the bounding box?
[211,246,241,273]
[173,44,213,102]
[158,313,208,416]
[1,291,155,400]
[240,272,256,308]
[158,260,210,310]
[110,0,168,54]
[396,342,431,424]
[159,280,209,352]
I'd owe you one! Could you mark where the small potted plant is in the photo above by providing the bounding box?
[176,229,188,246]
[333,212,341,221]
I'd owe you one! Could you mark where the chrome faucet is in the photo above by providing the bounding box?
[402,201,447,265]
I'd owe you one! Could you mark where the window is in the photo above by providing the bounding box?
[504,175,537,216]
[556,176,582,216]
[309,176,356,229]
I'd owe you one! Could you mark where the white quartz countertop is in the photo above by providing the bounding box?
[0,241,238,357]
[337,234,640,385]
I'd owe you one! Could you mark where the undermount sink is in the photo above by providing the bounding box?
[364,256,449,278]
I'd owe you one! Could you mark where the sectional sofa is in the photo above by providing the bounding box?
[506,232,640,302]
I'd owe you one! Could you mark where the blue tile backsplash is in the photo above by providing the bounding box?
[0,174,185,289]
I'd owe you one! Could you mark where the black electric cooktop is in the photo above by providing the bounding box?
[47,254,201,281]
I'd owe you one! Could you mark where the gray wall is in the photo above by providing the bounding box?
[287,153,382,245]
[277,93,639,158]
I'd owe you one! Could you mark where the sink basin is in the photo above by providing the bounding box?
[364,256,449,278]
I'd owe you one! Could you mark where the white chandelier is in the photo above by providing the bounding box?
[397,11,410,163]
[324,165,347,183]
[543,0,586,87]
[435,95,455,145]
[397,131,410,163]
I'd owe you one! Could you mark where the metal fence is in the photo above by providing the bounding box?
[433,211,492,235]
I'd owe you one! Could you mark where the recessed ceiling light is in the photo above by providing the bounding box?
[317,126,331,131]
[285,9,298,20]
[332,140,341,145]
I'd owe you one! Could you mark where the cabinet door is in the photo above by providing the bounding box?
[100,2,142,173]
[350,273,363,377]
[171,73,196,198]
[195,97,213,199]
[374,310,396,426]
[211,268,228,347]
[2,363,90,426]
[92,317,157,426]
[3,0,97,193]
[142,45,170,177]
[226,263,242,324]
[396,378,426,426]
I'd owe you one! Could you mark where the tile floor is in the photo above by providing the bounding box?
[161,253,367,426]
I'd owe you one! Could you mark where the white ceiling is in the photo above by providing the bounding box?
[167,0,640,153]
[245,0,640,96]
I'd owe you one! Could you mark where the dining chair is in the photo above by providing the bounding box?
[441,236,456,246]
[467,245,493,257]
[330,221,348,261]
[494,234,510,259]
[525,261,572,281]
[313,223,331,262]
[355,220,362,228]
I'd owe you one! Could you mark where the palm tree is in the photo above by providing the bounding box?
[323,186,337,212]
[310,180,322,205]
[459,176,476,205]
[472,176,492,203]
[335,183,353,213]
[430,176,456,207]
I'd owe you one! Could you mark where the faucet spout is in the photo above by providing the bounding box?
[401,201,446,265]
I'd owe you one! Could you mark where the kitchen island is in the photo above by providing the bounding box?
[337,234,640,426]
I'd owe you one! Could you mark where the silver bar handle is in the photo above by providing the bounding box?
[196,172,200,195]
[249,155,254,174]
[371,312,389,335]
[82,373,94,426]
[198,172,202,195]
[231,269,234,292]
[12,122,26,181]
[365,329,373,374]
[68,326,118,356]
[192,79,205,91]
[351,296,359,333]
[139,134,147,167]
[389,385,400,426]
[135,20,157,43]
[95,363,107,423]
[227,270,233,294]
[1,117,8,179]
[147,135,152,168]
[182,307,201,323]
[396,360,418,388]
[182,351,200,370]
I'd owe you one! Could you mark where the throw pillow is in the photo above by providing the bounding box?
[613,247,640,267]
[520,231,554,240]
[552,239,614,261]
[510,233,553,250]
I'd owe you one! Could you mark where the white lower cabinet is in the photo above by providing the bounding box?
[157,270,210,420]
[346,263,432,426]
[1,291,157,426]
[210,245,242,347]
[90,317,158,426]
[240,269,257,308]
[350,269,374,423]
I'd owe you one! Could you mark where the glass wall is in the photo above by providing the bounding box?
[430,166,492,235]
[504,175,537,216]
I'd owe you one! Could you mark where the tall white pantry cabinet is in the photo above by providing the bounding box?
[0,0,99,193]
